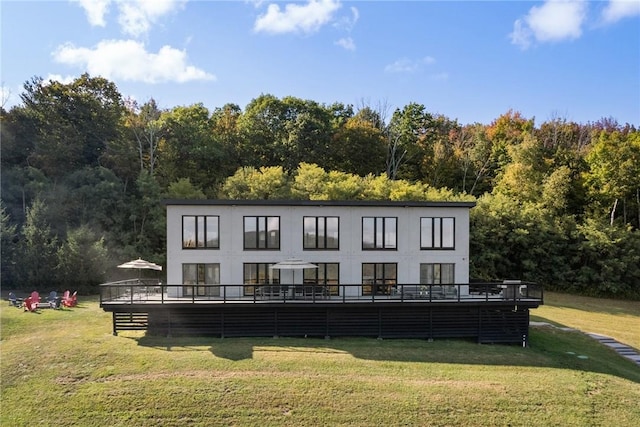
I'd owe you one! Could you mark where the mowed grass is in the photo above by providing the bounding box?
[1,294,639,427]
[532,291,640,350]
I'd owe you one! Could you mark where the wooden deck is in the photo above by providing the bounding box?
[100,281,543,344]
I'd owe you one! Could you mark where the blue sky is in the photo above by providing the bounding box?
[1,0,639,126]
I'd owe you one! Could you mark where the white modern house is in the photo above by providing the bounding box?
[100,199,543,343]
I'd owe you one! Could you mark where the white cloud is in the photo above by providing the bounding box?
[75,0,186,37]
[334,6,359,31]
[510,0,587,49]
[601,0,640,24]
[254,0,342,34]
[53,39,215,84]
[335,37,355,51]
[118,0,186,37]
[76,0,111,27]
[384,57,436,73]
[45,74,77,85]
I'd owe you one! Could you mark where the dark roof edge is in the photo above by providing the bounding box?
[162,199,476,208]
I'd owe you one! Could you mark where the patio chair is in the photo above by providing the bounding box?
[8,292,22,307]
[47,291,62,309]
[62,290,78,308]
[23,291,40,312]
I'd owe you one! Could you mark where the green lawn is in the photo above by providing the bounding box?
[532,291,640,350]
[1,293,639,426]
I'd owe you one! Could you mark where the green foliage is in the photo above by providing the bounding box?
[493,133,547,201]
[584,130,640,226]
[60,167,126,229]
[0,202,18,286]
[220,166,291,199]
[20,74,125,179]
[329,116,387,176]
[540,165,573,215]
[0,166,50,224]
[568,219,640,298]
[325,171,363,200]
[128,171,165,259]
[291,163,329,200]
[56,225,109,294]
[166,178,206,199]
[18,197,60,291]
[157,103,227,195]
[470,194,572,285]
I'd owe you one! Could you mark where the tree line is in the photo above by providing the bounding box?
[1,74,639,298]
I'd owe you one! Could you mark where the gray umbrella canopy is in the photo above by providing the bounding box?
[118,258,162,280]
[269,258,318,270]
[118,258,163,271]
[269,258,317,286]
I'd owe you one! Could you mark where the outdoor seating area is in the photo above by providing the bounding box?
[255,284,329,300]
[6,290,78,312]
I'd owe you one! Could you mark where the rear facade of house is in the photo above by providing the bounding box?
[100,199,542,343]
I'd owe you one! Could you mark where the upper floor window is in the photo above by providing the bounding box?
[420,217,455,249]
[244,216,280,249]
[362,217,397,250]
[182,216,219,249]
[303,217,339,249]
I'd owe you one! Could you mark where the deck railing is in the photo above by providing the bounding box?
[100,281,543,305]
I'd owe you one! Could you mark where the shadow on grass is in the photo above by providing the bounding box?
[132,327,640,384]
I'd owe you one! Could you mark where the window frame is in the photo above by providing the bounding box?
[303,263,340,296]
[182,215,220,249]
[303,216,340,250]
[243,216,280,250]
[420,217,455,250]
[361,262,397,295]
[243,263,280,296]
[182,263,220,296]
[362,217,397,250]
[419,263,455,284]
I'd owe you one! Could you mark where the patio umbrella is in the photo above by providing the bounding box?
[269,258,317,286]
[117,258,162,279]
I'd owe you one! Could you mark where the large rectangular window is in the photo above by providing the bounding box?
[182,216,219,248]
[420,263,455,284]
[243,263,280,296]
[420,217,455,249]
[362,263,397,295]
[182,263,220,296]
[244,216,280,249]
[303,263,340,296]
[362,217,397,250]
[303,217,339,249]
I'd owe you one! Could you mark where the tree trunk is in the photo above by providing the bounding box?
[610,198,618,226]
[637,188,639,229]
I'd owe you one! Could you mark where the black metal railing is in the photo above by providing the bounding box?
[100,281,543,306]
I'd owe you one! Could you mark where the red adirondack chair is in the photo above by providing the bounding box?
[62,290,77,308]
[23,291,40,312]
